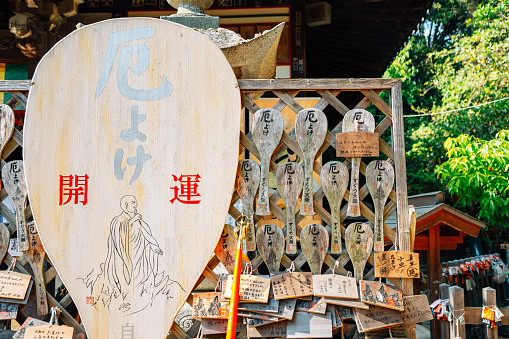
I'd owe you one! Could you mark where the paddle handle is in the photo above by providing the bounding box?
[226,235,244,339]
[373,199,385,253]
[14,199,28,251]
[300,158,315,215]
[347,158,361,217]
[256,157,271,216]
[330,209,342,254]
[353,263,364,282]
[285,206,297,254]
[245,215,256,252]
[31,259,48,315]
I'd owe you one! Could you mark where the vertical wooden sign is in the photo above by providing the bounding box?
[251,108,284,216]
[300,224,329,274]
[256,224,284,272]
[24,18,241,339]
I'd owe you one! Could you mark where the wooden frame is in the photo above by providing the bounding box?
[0,78,414,338]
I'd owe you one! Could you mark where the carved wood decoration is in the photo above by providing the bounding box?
[235,159,261,251]
[2,78,409,338]
[295,108,327,216]
[251,108,284,216]
[23,18,240,339]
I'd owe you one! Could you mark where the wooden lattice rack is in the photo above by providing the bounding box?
[0,78,416,339]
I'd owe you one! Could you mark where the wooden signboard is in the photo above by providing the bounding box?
[322,298,369,310]
[200,319,246,335]
[313,274,358,299]
[300,224,329,274]
[24,325,73,339]
[295,296,327,314]
[276,162,303,254]
[259,297,296,320]
[247,320,287,337]
[0,271,31,300]
[235,159,260,251]
[239,298,279,313]
[336,132,379,158]
[271,272,313,299]
[214,224,246,274]
[354,306,403,333]
[251,108,284,216]
[256,224,284,272]
[366,160,394,252]
[2,160,28,251]
[359,280,404,311]
[224,274,270,302]
[25,222,48,315]
[400,295,433,325]
[24,18,241,339]
[192,292,228,319]
[0,303,17,320]
[320,161,348,254]
[374,250,420,278]
[346,223,373,281]
[295,108,327,216]
[287,311,332,338]
[342,109,375,217]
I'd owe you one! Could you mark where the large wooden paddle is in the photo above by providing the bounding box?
[342,109,375,217]
[251,108,284,216]
[235,159,261,251]
[276,162,304,254]
[366,160,394,252]
[300,224,329,274]
[295,108,327,215]
[2,160,28,251]
[256,224,284,272]
[23,18,241,339]
[25,221,48,315]
[345,222,373,281]
[320,161,348,254]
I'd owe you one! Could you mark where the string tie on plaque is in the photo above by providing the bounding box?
[333,260,340,277]
[7,257,17,273]
[285,261,295,274]
[347,271,353,278]
[388,328,393,339]
[49,306,62,326]
[243,261,253,275]
[214,279,222,293]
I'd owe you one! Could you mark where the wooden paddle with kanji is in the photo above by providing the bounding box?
[345,222,373,281]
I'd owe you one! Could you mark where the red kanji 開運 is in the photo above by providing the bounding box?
[59,174,89,205]
[170,174,201,204]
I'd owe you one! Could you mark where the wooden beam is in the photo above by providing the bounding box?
[238,79,399,91]
[416,204,486,237]
[0,80,31,91]
[414,235,464,251]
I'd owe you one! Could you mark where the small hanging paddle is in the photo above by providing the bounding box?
[25,221,48,315]
[320,161,349,254]
[300,224,329,275]
[256,224,284,272]
[0,105,14,157]
[251,108,284,216]
[2,160,28,251]
[0,223,9,262]
[295,109,327,215]
[276,162,304,254]
[345,222,373,282]
[366,160,394,252]
[235,159,261,251]
[342,109,375,217]
[215,224,246,274]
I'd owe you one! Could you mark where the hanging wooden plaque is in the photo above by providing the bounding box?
[200,319,246,335]
[2,160,28,251]
[401,295,433,325]
[374,250,420,278]
[322,297,369,310]
[295,296,327,314]
[246,317,279,328]
[327,305,343,329]
[300,224,329,274]
[354,306,403,333]
[192,292,228,319]
[239,298,279,313]
[224,274,270,302]
[24,325,73,339]
[258,297,296,320]
[256,224,284,272]
[24,18,240,339]
[313,274,359,299]
[0,279,33,305]
[359,280,404,311]
[12,318,48,339]
[8,239,22,257]
[287,311,333,338]
[25,222,48,315]
[247,320,287,337]
[336,132,379,158]
[0,303,17,320]
[214,224,246,274]
[337,305,354,320]
[345,223,373,281]
[364,325,409,339]
[271,272,313,299]
[238,310,279,321]
[0,271,31,300]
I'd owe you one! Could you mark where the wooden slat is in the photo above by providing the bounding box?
[238,79,399,91]
[0,80,31,91]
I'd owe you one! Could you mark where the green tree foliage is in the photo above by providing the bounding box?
[436,131,509,226]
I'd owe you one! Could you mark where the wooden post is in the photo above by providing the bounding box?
[428,225,441,286]
[440,283,451,339]
[449,286,466,339]
[431,281,442,339]
[483,287,498,339]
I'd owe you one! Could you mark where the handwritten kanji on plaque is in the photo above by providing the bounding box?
[374,250,420,279]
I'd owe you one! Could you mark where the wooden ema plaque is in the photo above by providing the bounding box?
[313,274,358,299]
[271,272,314,299]
[354,306,403,333]
[0,271,31,300]
[246,318,278,328]
[359,280,404,311]
[336,131,379,157]
[327,305,343,329]
[295,296,327,314]
[322,297,369,310]
[192,292,228,319]
[401,295,433,325]
[23,18,241,339]
[201,319,246,335]
[239,297,279,313]
[374,250,420,279]
[258,297,296,320]
[287,311,332,338]
[24,325,73,339]
[0,303,17,320]
[238,310,279,321]
[247,320,287,337]
[224,274,270,302]
[364,325,409,338]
